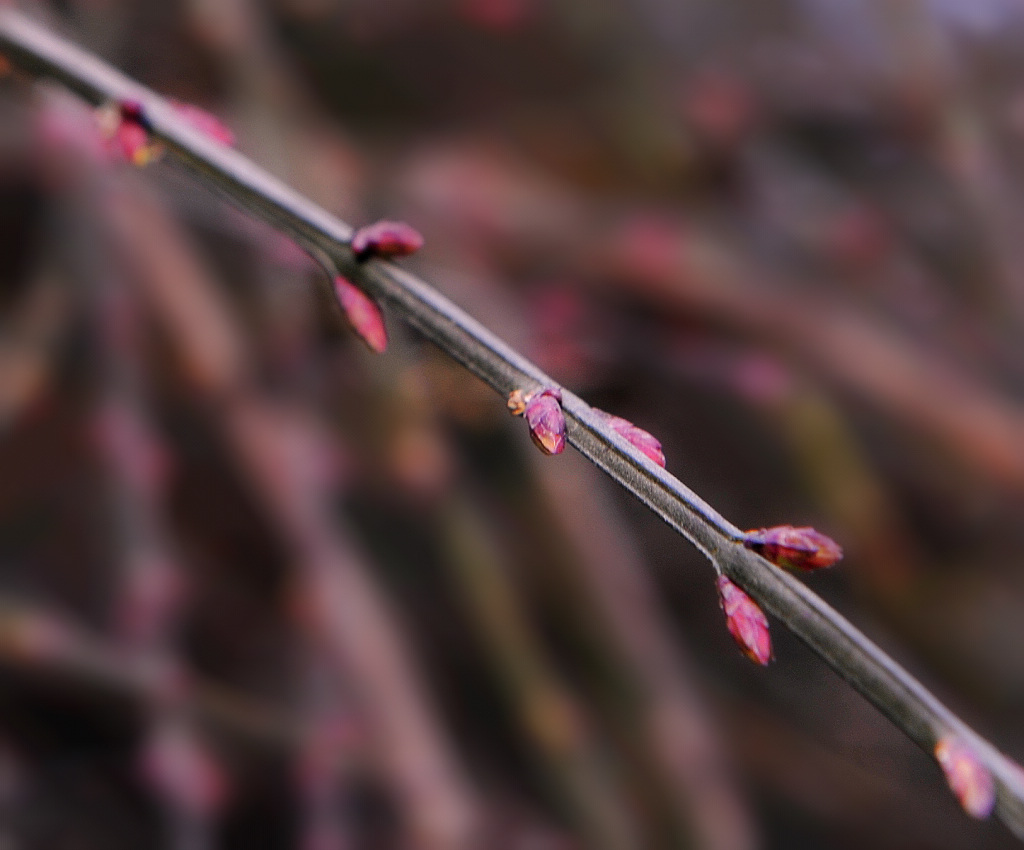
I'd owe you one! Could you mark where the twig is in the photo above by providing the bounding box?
[99,173,478,849]
[438,495,644,850]
[0,595,300,750]
[2,9,1023,839]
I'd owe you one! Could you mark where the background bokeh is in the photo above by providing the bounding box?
[1,0,1023,847]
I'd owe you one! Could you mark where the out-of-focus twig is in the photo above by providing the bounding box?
[529,452,757,850]
[438,494,643,850]
[2,10,1023,839]
[101,174,478,850]
[0,597,299,749]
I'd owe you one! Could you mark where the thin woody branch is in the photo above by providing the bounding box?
[2,8,1023,840]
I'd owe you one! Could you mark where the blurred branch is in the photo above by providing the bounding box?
[103,181,478,849]
[528,453,757,850]
[439,494,644,850]
[0,596,300,750]
[3,8,1024,840]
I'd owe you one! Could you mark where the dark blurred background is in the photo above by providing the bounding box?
[0,0,1023,847]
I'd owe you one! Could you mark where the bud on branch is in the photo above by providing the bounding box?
[716,576,772,666]
[351,220,424,261]
[743,525,843,571]
[935,736,996,819]
[508,388,566,455]
[592,408,666,468]
[333,275,388,353]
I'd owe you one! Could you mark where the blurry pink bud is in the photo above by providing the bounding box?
[681,71,755,148]
[743,525,842,571]
[93,401,171,497]
[594,409,665,468]
[97,100,163,166]
[116,122,160,166]
[934,737,995,819]
[117,556,184,645]
[509,388,566,455]
[716,576,772,666]
[333,275,387,353]
[140,722,227,816]
[170,101,236,146]
[351,220,424,260]
[460,0,534,30]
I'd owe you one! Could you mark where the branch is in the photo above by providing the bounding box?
[2,8,1023,839]
[0,595,300,750]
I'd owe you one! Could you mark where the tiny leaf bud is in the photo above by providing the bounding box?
[743,525,842,571]
[593,408,666,468]
[716,576,772,666]
[935,736,996,819]
[520,388,566,455]
[351,220,424,261]
[333,275,387,353]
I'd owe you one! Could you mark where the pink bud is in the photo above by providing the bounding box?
[140,721,227,816]
[351,220,424,260]
[593,409,665,468]
[97,101,162,166]
[333,275,387,353]
[514,388,566,456]
[743,525,842,571]
[460,0,534,31]
[716,576,772,666]
[171,101,235,146]
[934,737,995,819]
[117,122,160,166]
[93,401,171,497]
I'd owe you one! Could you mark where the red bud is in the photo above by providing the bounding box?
[934,737,995,819]
[351,220,424,260]
[509,388,566,455]
[716,576,772,666]
[593,409,665,467]
[333,276,387,353]
[743,525,842,571]
[97,101,162,166]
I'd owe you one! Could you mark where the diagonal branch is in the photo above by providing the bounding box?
[2,8,1023,840]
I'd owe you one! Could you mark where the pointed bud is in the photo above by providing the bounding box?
[171,101,236,146]
[934,737,995,819]
[593,409,666,467]
[509,388,566,455]
[97,100,163,166]
[351,220,424,261]
[716,576,772,665]
[333,275,387,353]
[743,525,842,571]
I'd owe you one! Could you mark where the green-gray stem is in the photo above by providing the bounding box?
[2,7,1022,839]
